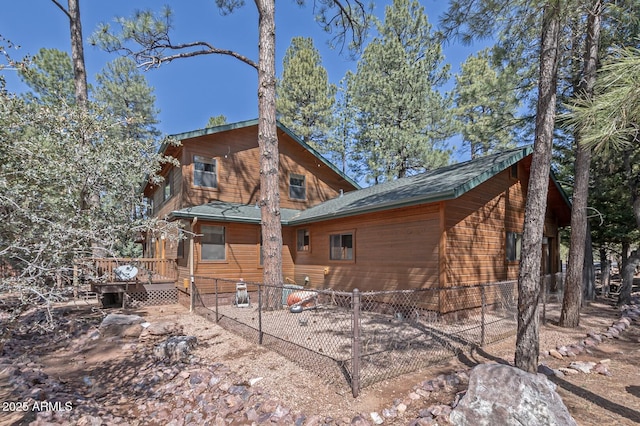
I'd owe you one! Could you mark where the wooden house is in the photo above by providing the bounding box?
[143,120,571,302]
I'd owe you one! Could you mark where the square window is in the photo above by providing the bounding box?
[330,233,353,260]
[289,174,306,200]
[194,155,217,188]
[201,225,225,260]
[297,229,310,252]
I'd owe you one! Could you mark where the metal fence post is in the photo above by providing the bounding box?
[215,279,219,323]
[189,275,195,313]
[480,285,486,347]
[351,288,361,398]
[258,283,263,344]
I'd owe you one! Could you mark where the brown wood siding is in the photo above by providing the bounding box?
[277,127,355,209]
[443,170,523,287]
[191,221,294,283]
[443,166,562,289]
[150,165,183,219]
[293,204,441,292]
[177,126,356,209]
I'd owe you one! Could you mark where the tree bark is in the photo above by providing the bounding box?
[515,0,561,374]
[68,0,88,108]
[599,247,611,297]
[559,0,601,328]
[619,251,639,306]
[583,227,595,302]
[256,0,283,307]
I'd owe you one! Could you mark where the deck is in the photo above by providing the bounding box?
[77,258,178,305]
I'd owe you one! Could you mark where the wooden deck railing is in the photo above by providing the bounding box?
[78,258,178,284]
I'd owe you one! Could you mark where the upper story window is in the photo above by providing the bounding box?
[297,228,310,252]
[289,174,306,200]
[506,231,522,262]
[201,225,225,261]
[330,232,353,260]
[194,155,217,188]
[163,169,174,202]
[143,197,154,217]
[510,163,519,180]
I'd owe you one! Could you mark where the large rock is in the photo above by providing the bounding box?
[139,321,183,340]
[449,364,576,426]
[153,336,198,362]
[98,314,145,338]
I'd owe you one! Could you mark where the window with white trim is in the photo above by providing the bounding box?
[330,232,353,260]
[194,155,217,188]
[201,225,225,260]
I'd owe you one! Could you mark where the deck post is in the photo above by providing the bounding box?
[480,285,486,347]
[351,288,361,397]
[72,262,79,298]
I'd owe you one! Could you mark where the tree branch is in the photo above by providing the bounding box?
[50,0,72,21]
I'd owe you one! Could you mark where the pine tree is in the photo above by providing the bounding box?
[94,56,161,141]
[206,115,227,128]
[276,37,336,152]
[452,49,521,159]
[18,48,76,106]
[349,0,452,184]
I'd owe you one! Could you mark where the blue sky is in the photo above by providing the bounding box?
[1,1,489,143]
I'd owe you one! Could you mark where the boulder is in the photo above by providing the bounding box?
[449,364,576,426]
[98,314,145,338]
[139,321,183,340]
[153,336,198,362]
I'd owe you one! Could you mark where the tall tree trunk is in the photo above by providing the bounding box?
[256,0,283,307]
[583,227,595,302]
[599,247,611,297]
[54,0,101,254]
[618,149,640,305]
[559,0,601,327]
[515,0,561,374]
[619,251,639,306]
[68,0,88,108]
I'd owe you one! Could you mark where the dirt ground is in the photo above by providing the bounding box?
[2,295,639,425]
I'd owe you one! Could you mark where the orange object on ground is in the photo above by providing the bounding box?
[286,291,317,307]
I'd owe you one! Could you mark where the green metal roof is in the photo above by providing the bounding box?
[287,145,536,224]
[171,146,547,226]
[170,201,302,224]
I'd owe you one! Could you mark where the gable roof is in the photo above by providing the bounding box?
[170,145,573,226]
[165,119,360,190]
[288,145,537,224]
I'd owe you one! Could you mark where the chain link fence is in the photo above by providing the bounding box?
[188,275,561,397]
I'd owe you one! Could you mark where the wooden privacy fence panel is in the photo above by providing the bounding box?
[186,277,565,397]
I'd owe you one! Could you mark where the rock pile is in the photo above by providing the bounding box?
[539,304,640,379]
[0,302,637,425]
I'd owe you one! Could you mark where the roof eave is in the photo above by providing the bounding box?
[169,210,263,225]
[289,190,456,225]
